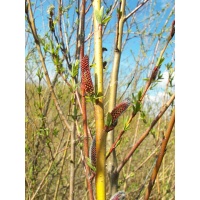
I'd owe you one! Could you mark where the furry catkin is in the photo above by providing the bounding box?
[89,136,96,168]
[81,55,94,94]
[106,98,131,131]
[90,98,131,165]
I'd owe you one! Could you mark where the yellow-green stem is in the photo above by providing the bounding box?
[107,0,126,195]
[92,0,105,199]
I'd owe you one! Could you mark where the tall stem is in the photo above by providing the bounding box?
[92,0,105,199]
[80,0,94,199]
[107,0,126,195]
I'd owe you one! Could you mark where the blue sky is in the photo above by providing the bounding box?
[26,0,175,104]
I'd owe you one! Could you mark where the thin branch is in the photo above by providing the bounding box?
[26,0,72,132]
[85,2,92,14]
[53,132,71,200]
[124,0,150,22]
[144,109,175,200]
[116,94,175,173]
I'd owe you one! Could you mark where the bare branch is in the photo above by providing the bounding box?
[124,0,150,22]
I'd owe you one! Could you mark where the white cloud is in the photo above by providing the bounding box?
[145,91,165,104]
[157,70,175,89]
[157,71,169,89]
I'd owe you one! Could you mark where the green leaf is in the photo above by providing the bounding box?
[85,94,96,103]
[135,101,141,112]
[132,105,136,112]
[71,59,79,77]
[106,112,113,126]
[36,68,43,81]
[123,117,130,131]
[115,138,122,147]
[37,86,42,94]
[85,157,96,172]
[95,6,104,24]
[100,6,104,18]
[53,128,59,137]
[157,57,165,67]
[137,89,143,100]
[102,16,111,25]
[94,9,102,24]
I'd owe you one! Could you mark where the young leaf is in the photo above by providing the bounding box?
[106,112,113,127]
[123,117,130,131]
[102,16,111,25]
[86,157,96,172]
[135,101,141,112]
[137,89,143,100]
[94,9,102,24]
[157,57,165,67]
[100,6,104,18]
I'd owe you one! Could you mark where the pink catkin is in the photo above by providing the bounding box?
[81,55,94,94]
[89,136,96,167]
[89,99,131,166]
[110,98,132,127]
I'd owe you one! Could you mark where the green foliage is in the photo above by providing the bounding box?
[95,6,111,25]
[105,112,113,127]
[140,110,147,124]
[123,116,130,131]
[157,56,165,67]
[52,128,59,137]
[95,7,104,24]
[86,157,96,172]
[69,59,79,78]
[102,16,111,25]
[36,68,43,81]
[166,62,175,87]
[85,93,103,103]
[25,0,175,198]
[132,89,143,113]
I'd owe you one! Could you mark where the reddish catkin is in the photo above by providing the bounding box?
[109,97,132,129]
[81,55,94,94]
[89,136,96,168]
[90,98,131,166]
[110,191,126,200]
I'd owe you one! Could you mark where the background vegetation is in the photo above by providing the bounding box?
[25,0,175,199]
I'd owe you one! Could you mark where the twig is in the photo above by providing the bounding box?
[124,0,150,22]
[116,94,175,173]
[136,159,157,200]
[144,109,175,200]
[53,132,71,200]
[26,0,72,132]
[30,137,63,200]
[85,3,92,14]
